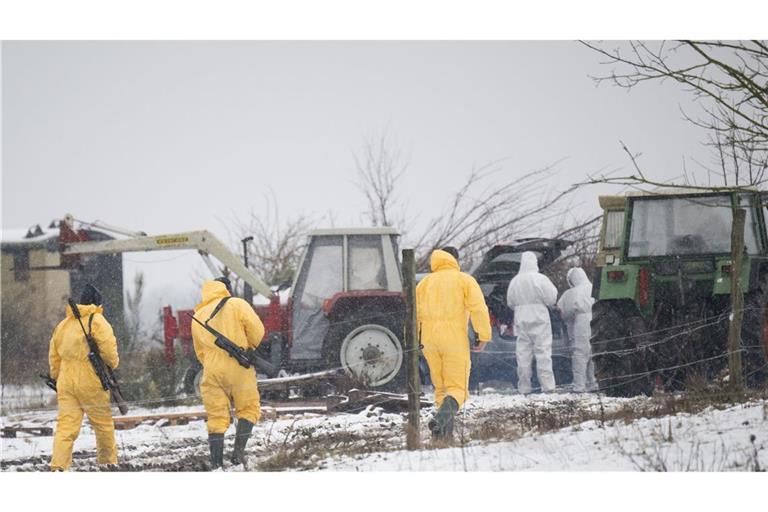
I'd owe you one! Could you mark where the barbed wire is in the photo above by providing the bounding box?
[8,343,765,419]
[4,310,767,418]
[589,302,768,348]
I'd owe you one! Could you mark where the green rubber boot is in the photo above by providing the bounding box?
[208,433,224,470]
[231,419,254,467]
[431,396,459,440]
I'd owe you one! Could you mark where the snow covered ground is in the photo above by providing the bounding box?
[326,399,768,471]
[2,391,766,471]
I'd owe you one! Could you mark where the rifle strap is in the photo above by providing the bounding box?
[69,300,92,348]
[206,296,232,324]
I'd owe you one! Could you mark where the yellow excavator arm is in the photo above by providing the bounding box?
[62,229,274,300]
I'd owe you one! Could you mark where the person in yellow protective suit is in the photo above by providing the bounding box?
[49,284,119,471]
[190,277,265,469]
[416,247,492,441]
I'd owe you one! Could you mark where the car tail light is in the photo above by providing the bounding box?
[607,270,627,282]
[638,267,650,307]
[721,264,732,274]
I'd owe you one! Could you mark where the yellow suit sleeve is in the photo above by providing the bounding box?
[92,315,120,370]
[48,323,62,380]
[464,275,492,342]
[238,300,265,349]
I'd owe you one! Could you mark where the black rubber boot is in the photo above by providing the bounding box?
[208,433,224,470]
[231,419,254,467]
[431,396,459,440]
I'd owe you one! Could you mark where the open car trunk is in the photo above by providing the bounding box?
[472,238,571,324]
[468,238,572,389]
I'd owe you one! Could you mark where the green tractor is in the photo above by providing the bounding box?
[591,189,768,396]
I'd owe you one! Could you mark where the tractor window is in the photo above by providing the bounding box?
[348,235,387,290]
[602,210,624,250]
[297,236,343,307]
[628,195,759,257]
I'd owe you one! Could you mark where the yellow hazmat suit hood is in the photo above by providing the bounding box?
[195,280,231,312]
[430,249,461,272]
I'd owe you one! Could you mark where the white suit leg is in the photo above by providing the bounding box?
[571,314,594,392]
[532,322,555,392]
[515,326,534,394]
[571,337,589,392]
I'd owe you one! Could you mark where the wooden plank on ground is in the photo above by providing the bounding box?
[111,404,329,431]
[113,411,207,430]
[1,426,54,438]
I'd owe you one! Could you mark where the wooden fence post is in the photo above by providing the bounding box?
[402,249,421,450]
[728,208,746,391]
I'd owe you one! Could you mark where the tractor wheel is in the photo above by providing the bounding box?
[652,303,730,392]
[323,312,405,391]
[742,273,768,389]
[591,301,653,397]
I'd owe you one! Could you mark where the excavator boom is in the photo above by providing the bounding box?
[62,229,274,299]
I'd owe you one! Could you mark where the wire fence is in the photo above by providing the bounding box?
[3,300,767,419]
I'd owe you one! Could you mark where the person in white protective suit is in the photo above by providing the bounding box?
[557,267,598,393]
[506,251,559,393]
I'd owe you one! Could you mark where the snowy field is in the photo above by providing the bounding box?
[2,390,766,472]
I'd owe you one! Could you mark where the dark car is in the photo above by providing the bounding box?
[468,238,573,390]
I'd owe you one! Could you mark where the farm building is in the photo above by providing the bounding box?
[1,220,125,383]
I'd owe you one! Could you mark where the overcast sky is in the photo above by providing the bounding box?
[1,41,713,317]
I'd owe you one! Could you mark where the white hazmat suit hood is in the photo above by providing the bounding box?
[557,267,597,392]
[519,251,540,273]
[506,251,558,393]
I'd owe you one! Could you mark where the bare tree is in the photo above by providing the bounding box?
[233,192,314,289]
[353,133,590,271]
[706,125,768,187]
[545,214,602,290]
[354,131,410,229]
[411,161,585,270]
[582,40,768,187]
[586,140,765,192]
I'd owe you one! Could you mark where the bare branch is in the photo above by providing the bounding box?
[354,131,410,229]
[582,40,768,185]
[233,192,315,288]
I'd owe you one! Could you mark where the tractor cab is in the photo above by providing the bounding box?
[592,189,768,396]
[287,228,405,387]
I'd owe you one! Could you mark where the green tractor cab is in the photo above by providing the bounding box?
[592,189,768,396]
